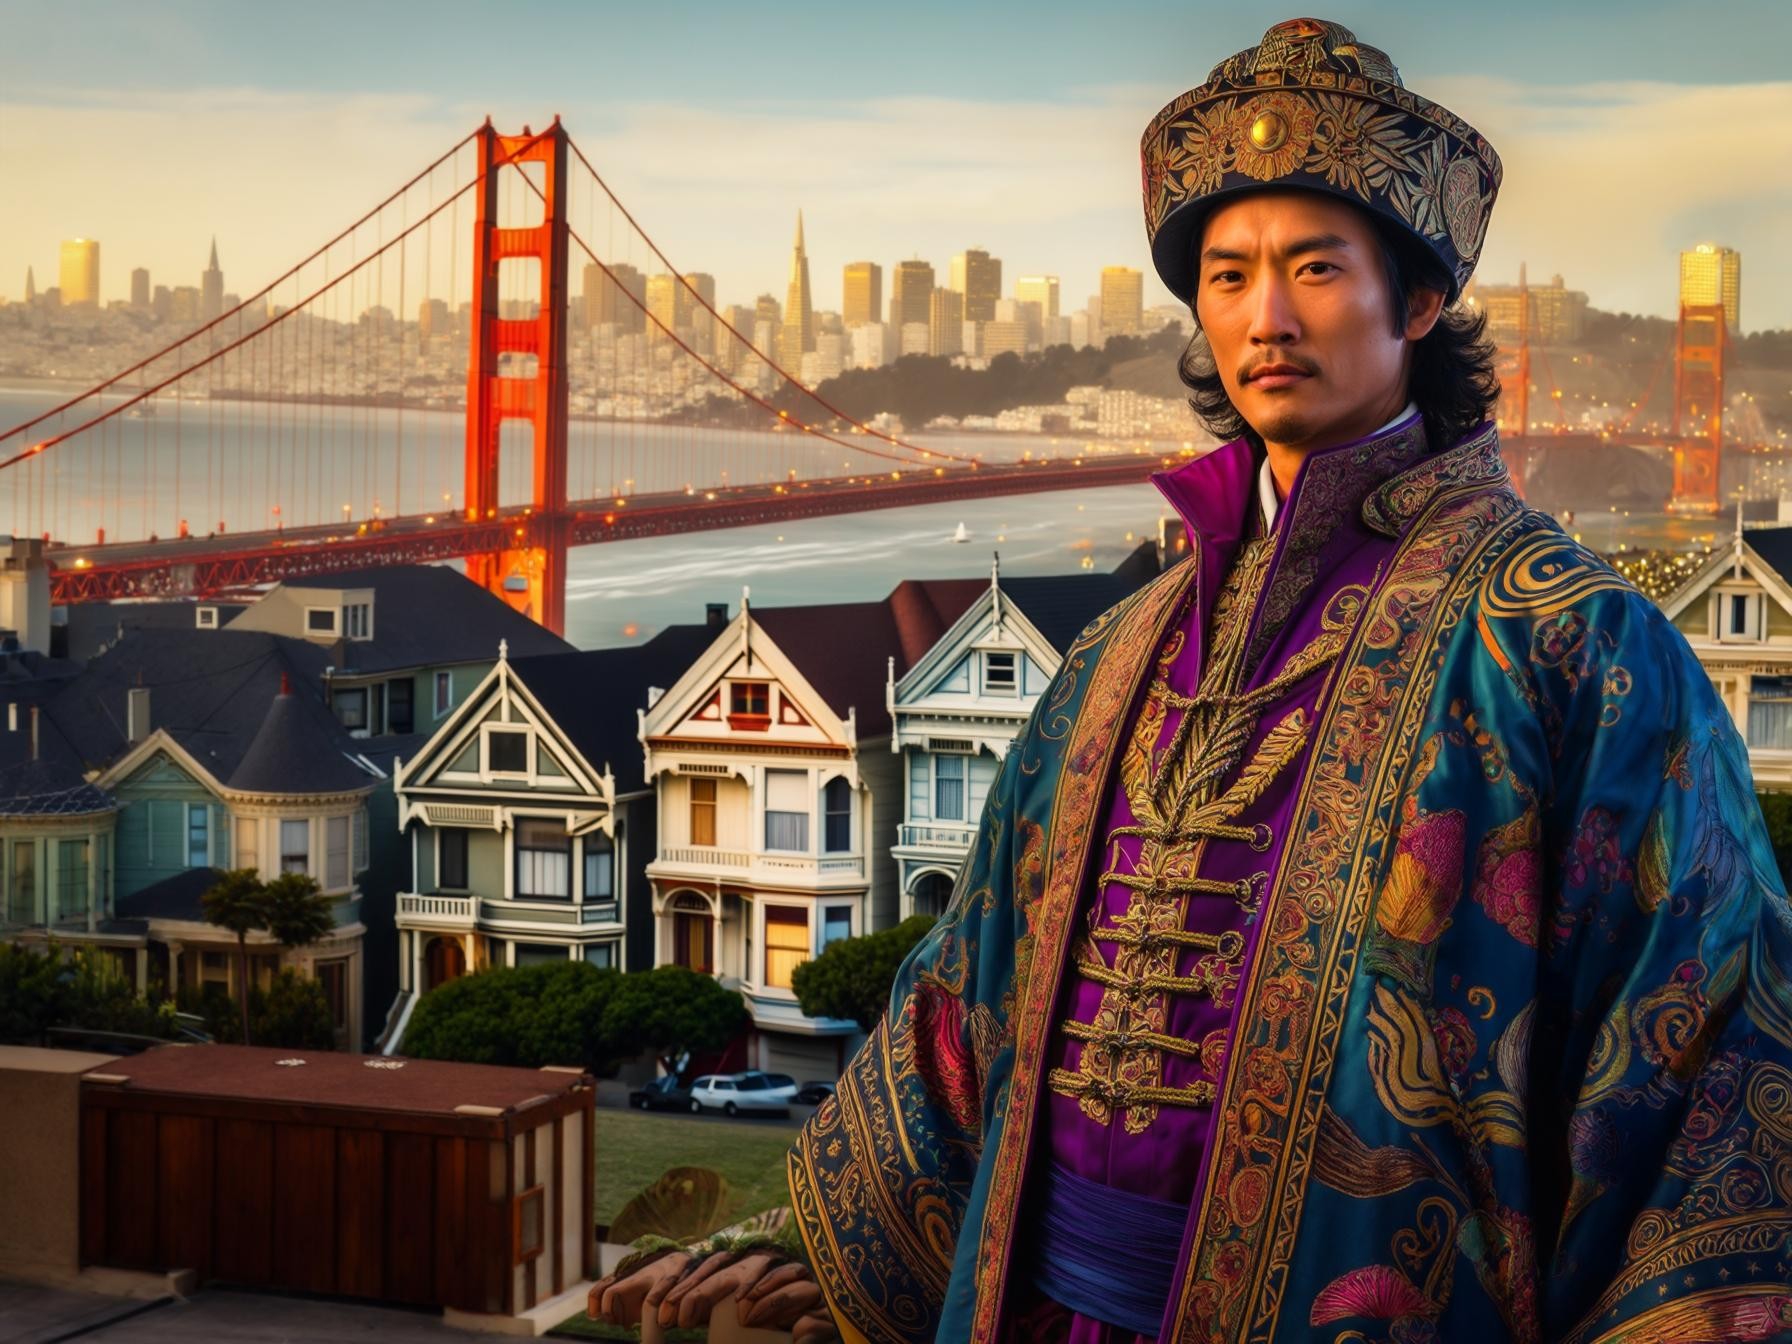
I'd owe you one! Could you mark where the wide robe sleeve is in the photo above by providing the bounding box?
[787,716,1039,1344]
[1497,577,1792,1342]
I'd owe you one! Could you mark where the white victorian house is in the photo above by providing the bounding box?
[640,583,983,1078]
[888,562,1154,919]
[1660,518,1792,791]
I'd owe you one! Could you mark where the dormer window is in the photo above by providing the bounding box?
[487,729,529,774]
[306,607,339,636]
[344,602,372,640]
[983,651,1017,695]
[1716,588,1764,643]
[728,681,771,730]
[196,606,219,629]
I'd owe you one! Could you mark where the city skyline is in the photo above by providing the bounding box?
[2,3,1789,327]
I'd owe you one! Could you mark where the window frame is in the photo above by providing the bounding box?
[982,649,1019,696]
[279,818,309,876]
[433,670,453,719]
[304,606,340,636]
[187,802,209,868]
[934,752,967,822]
[822,776,852,853]
[688,776,717,847]
[762,904,810,990]
[485,726,531,777]
[514,819,572,902]
[387,678,414,735]
[764,769,810,853]
[333,686,369,733]
[438,827,470,890]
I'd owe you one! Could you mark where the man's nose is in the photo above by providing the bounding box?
[1246,273,1299,346]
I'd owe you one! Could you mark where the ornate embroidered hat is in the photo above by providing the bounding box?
[1142,17,1501,305]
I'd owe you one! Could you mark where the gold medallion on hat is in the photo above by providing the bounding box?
[1232,92,1315,180]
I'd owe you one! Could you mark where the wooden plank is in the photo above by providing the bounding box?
[433,1137,470,1310]
[384,1129,435,1304]
[155,1113,213,1276]
[551,1116,563,1298]
[105,1108,158,1269]
[214,1118,273,1283]
[77,1088,516,1139]
[79,1104,108,1267]
[334,1128,385,1299]
[522,1128,536,1309]
[271,1124,336,1294]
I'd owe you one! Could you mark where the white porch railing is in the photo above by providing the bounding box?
[659,846,751,869]
[396,892,477,925]
[898,823,976,850]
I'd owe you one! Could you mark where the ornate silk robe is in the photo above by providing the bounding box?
[789,416,1792,1344]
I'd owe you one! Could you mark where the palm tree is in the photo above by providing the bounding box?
[200,868,264,1045]
[260,871,336,955]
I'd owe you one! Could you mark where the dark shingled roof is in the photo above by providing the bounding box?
[510,624,719,792]
[88,1042,589,1118]
[61,600,248,664]
[277,565,573,673]
[115,867,223,922]
[230,679,377,795]
[1002,573,1154,653]
[752,579,986,739]
[1746,526,1792,586]
[0,758,115,818]
[34,628,354,789]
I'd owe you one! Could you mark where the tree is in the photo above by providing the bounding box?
[261,871,335,953]
[200,868,264,1045]
[252,969,336,1049]
[199,867,340,1048]
[600,966,749,1076]
[403,960,623,1070]
[791,915,937,1032]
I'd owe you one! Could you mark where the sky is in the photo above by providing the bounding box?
[3,0,1789,328]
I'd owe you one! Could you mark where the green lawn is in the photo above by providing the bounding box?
[555,1108,803,1339]
[594,1105,801,1232]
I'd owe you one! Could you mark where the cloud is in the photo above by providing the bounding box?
[3,74,1788,327]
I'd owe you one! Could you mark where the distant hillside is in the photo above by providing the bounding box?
[769,327,1189,428]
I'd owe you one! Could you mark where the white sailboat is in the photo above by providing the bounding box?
[952,521,970,543]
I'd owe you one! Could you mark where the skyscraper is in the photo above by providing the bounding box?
[1100,266,1144,338]
[951,249,1001,323]
[130,267,150,308]
[684,272,717,354]
[59,239,99,307]
[1679,244,1742,333]
[1015,274,1060,322]
[585,262,646,333]
[843,261,882,328]
[929,287,964,357]
[893,260,935,329]
[779,211,815,371]
[201,238,224,321]
[24,267,35,305]
[645,273,688,337]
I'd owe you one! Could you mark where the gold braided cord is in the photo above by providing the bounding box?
[1060,1017,1205,1060]
[1073,954,1243,999]
[1091,925,1244,953]
[1046,1067,1217,1110]
[1098,870,1248,899]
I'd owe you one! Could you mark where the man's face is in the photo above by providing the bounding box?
[1192,189,1442,452]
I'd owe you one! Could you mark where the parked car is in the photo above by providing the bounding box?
[688,1072,793,1117]
[627,1075,692,1112]
[795,1080,835,1105]
[738,1070,798,1103]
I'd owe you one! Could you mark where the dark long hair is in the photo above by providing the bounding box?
[1178,212,1500,452]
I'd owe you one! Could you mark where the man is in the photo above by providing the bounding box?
[593,18,1792,1342]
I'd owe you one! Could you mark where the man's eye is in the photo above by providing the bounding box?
[1208,270,1243,285]
[1301,261,1336,276]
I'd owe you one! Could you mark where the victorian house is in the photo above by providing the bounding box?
[388,628,713,1045]
[888,560,1155,919]
[640,584,985,1078]
[1,628,380,1048]
[1659,517,1792,791]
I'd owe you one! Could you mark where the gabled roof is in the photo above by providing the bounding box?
[276,565,573,673]
[509,625,720,792]
[35,628,349,789]
[230,677,377,795]
[751,579,985,738]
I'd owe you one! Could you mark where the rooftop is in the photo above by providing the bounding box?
[85,1043,589,1119]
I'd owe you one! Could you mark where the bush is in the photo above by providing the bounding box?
[0,942,181,1044]
[791,915,937,1032]
[402,960,622,1069]
[252,969,336,1050]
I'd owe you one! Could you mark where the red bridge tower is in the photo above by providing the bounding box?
[1668,302,1727,516]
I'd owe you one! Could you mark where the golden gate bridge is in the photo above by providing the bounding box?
[1,120,1162,633]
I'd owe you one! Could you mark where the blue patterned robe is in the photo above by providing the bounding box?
[789,427,1792,1343]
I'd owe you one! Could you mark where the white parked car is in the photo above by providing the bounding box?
[688,1071,796,1116]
